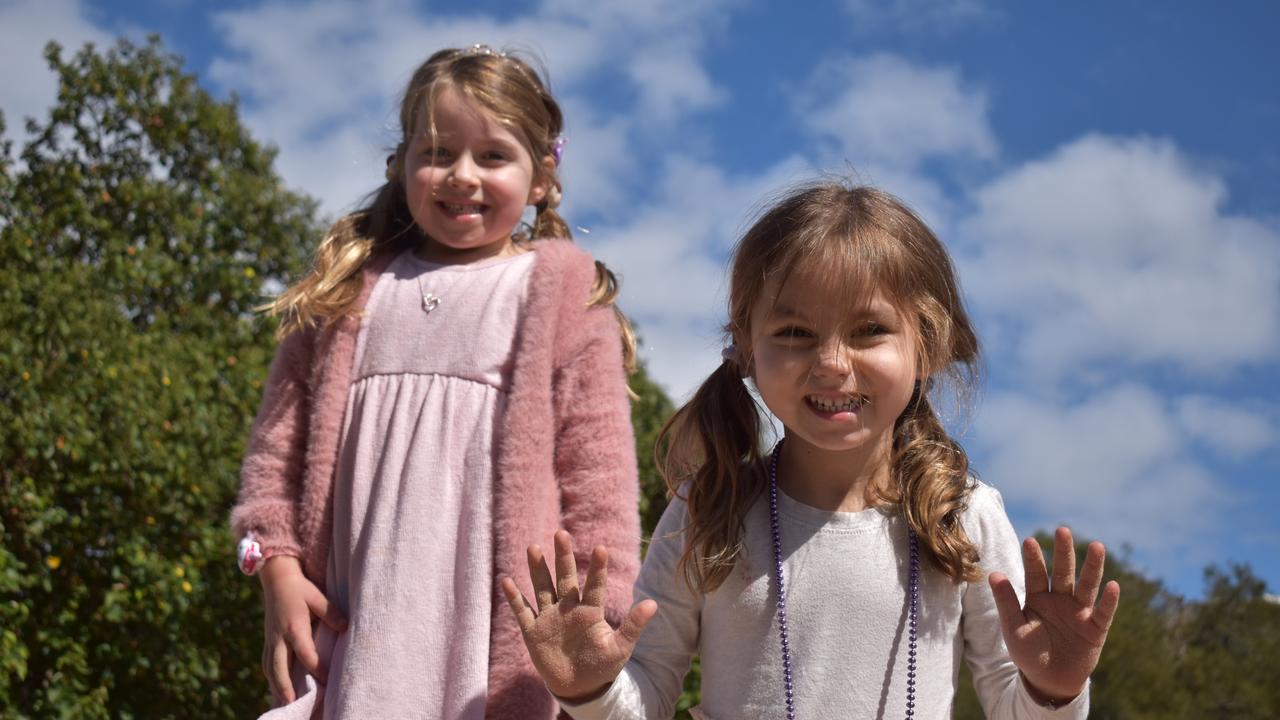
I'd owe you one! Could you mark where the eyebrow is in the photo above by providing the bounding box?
[770,301,898,323]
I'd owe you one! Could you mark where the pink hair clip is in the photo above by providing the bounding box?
[551,136,567,166]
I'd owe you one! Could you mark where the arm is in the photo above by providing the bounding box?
[230,326,315,560]
[551,281,642,628]
[229,327,345,704]
[961,486,1117,718]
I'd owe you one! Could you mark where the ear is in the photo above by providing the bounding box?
[527,155,557,205]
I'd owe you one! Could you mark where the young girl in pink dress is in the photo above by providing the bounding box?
[504,182,1121,718]
[231,45,640,720]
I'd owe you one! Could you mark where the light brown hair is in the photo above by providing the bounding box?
[264,47,635,371]
[656,181,982,592]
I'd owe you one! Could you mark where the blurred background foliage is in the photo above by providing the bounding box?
[1,36,1276,719]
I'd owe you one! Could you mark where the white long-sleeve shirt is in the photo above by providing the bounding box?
[563,481,1088,719]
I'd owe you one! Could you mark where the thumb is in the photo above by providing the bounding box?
[305,583,348,632]
[988,572,1026,640]
[616,599,658,649]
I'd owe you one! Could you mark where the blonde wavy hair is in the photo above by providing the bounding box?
[656,181,983,592]
[264,46,635,371]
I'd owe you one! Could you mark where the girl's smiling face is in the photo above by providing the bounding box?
[404,84,551,264]
[748,267,919,462]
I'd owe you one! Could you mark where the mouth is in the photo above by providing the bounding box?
[805,394,870,416]
[438,201,486,218]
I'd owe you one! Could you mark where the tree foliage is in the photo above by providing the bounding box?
[0,36,317,718]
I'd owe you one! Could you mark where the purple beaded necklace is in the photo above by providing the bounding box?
[767,442,920,720]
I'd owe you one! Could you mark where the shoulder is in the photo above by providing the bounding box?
[964,479,1008,516]
[530,238,597,281]
[528,239,598,311]
[529,239,621,341]
[957,479,1016,550]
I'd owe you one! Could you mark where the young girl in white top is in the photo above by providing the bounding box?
[231,46,641,719]
[501,182,1121,718]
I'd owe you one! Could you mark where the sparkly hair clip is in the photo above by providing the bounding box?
[462,43,506,58]
[551,136,567,166]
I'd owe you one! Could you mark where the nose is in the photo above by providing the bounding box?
[446,154,479,188]
[813,336,854,378]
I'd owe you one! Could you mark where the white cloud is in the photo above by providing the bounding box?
[0,0,113,136]
[960,134,1280,379]
[585,155,814,401]
[1175,395,1276,460]
[205,0,737,218]
[555,100,633,218]
[626,44,725,124]
[799,53,997,170]
[971,384,1223,562]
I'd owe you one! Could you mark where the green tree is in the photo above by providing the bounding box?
[629,355,676,538]
[1177,564,1280,719]
[0,37,317,718]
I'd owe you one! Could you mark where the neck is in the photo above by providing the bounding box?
[776,434,893,512]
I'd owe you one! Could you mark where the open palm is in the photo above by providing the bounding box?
[501,531,658,703]
[990,526,1121,704]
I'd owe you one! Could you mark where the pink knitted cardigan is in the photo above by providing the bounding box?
[230,239,641,719]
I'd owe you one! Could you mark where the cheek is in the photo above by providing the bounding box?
[866,344,917,390]
[751,345,800,385]
[405,169,440,206]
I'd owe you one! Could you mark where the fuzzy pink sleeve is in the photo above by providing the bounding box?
[552,286,642,626]
[229,327,316,560]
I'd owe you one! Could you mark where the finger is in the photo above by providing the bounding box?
[1051,526,1076,596]
[581,545,610,607]
[501,576,538,634]
[554,531,581,604]
[305,584,348,632]
[270,639,295,704]
[1074,541,1106,608]
[1022,537,1050,595]
[988,572,1027,641]
[1091,580,1122,634]
[289,628,327,685]
[616,598,659,648]
[526,544,557,612]
[263,644,280,706]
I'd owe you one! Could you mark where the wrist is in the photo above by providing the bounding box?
[258,554,303,589]
[552,682,611,706]
[1021,673,1084,708]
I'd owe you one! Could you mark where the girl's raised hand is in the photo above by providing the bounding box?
[501,530,658,703]
[989,526,1121,706]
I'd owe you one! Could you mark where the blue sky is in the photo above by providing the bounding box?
[3,0,1277,601]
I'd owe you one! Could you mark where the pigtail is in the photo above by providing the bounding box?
[530,177,571,242]
[876,383,983,583]
[264,177,418,338]
[656,358,766,593]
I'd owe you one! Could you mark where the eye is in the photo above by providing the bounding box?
[775,325,814,340]
[422,146,452,163]
[856,322,891,337]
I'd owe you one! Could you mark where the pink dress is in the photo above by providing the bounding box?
[263,248,536,719]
